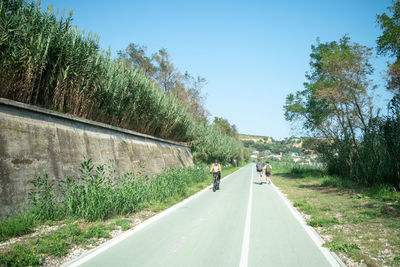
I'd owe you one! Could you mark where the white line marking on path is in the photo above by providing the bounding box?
[270,182,345,267]
[65,166,246,267]
[239,166,254,267]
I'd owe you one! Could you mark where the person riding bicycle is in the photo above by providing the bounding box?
[209,160,221,189]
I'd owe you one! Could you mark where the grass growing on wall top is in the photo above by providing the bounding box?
[0,0,192,141]
[0,0,246,162]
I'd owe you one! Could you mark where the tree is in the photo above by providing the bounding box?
[117,43,156,77]
[377,0,400,95]
[213,117,239,140]
[182,72,209,122]
[116,43,209,122]
[153,48,177,93]
[284,36,375,175]
[284,36,374,147]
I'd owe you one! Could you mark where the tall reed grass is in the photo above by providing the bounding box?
[37,158,208,221]
[0,158,208,240]
[0,0,192,141]
[0,0,245,162]
[189,123,244,163]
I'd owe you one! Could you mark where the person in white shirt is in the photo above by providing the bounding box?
[264,161,272,184]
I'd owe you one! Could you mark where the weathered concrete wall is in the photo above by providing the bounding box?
[0,98,193,217]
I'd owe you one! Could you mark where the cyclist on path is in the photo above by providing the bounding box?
[209,160,221,189]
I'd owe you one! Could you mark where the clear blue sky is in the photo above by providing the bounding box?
[40,0,394,138]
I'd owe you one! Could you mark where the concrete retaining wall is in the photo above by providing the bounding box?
[0,98,193,217]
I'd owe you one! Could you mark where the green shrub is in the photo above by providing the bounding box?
[293,200,308,207]
[84,225,110,239]
[315,96,400,190]
[29,174,63,221]
[64,224,85,244]
[323,240,360,253]
[33,231,71,257]
[0,244,45,267]
[0,213,36,241]
[115,219,131,231]
[290,165,324,178]
[307,217,339,227]
[321,176,344,187]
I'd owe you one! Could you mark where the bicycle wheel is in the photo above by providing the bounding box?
[213,174,217,192]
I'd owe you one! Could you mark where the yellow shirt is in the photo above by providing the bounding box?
[210,163,221,173]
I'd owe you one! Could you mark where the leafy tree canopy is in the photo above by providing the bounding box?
[284,36,375,149]
[117,43,209,122]
[377,0,400,95]
[212,117,239,140]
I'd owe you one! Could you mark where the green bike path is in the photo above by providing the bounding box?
[66,164,341,267]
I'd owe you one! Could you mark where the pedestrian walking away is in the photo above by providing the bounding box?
[264,161,272,184]
[256,159,263,185]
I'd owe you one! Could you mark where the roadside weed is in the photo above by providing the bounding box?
[0,222,116,266]
[84,224,110,239]
[323,240,360,253]
[115,219,131,231]
[0,244,45,267]
[33,231,71,257]
[0,213,36,241]
[293,200,318,214]
[307,217,339,227]
[293,200,308,207]
[394,255,400,264]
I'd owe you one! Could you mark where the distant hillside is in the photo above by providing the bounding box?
[240,134,320,165]
[239,134,306,156]
[239,134,273,144]
[239,134,302,148]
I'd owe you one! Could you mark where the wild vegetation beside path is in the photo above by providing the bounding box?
[284,0,400,190]
[272,162,400,267]
[0,0,247,163]
[0,160,244,266]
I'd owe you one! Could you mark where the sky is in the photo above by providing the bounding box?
[40,0,395,138]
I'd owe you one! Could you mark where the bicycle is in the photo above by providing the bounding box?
[212,172,220,192]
